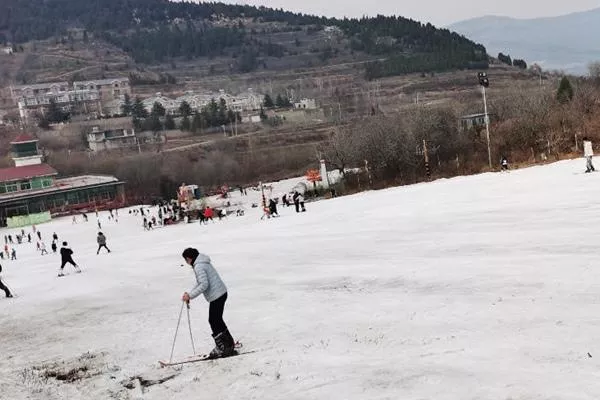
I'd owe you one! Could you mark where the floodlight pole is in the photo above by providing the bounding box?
[481,85,492,169]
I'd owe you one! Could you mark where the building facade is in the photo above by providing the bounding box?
[0,134,125,227]
[87,126,137,152]
[73,78,131,102]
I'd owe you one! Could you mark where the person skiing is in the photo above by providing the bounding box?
[500,156,509,171]
[204,207,214,222]
[97,217,102,230]
[269,198,279,217]
[297,192,306,212]
[10,248,16,260]
[27,233,31,243]
[51,240,57,254]
[584,137,595,173]
[52,232,58,242]
[0,264,13,298]
[36,231,41,241]
[96,232,111,254]
[181,248,236,358]
[40,242,48,256]
[59,242,81,277]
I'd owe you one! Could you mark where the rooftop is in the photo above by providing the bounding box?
[0,164,57,183]
[73,78,129,86]
[0,175,123,203]
[11,133,37,144]
[12,82,69,91]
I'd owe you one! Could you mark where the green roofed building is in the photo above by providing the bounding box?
[0,134,125,228]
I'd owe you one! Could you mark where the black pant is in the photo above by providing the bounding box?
[208,293,228,335]
[97,244,110,254]
[61,258,77,269]
[0,278,11,297]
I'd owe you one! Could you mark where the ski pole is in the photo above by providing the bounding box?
[169,302,185,363]
[186,303,196,355]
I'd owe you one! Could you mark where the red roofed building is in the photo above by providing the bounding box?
[0,134,125,227]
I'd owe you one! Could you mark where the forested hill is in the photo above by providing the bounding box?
[0,0,488,78]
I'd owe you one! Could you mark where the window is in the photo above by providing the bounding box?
[20,181,31,190]
[5,183,18,193]
[42,179,52,188]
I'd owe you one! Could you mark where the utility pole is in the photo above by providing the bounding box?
[478,72,492,169]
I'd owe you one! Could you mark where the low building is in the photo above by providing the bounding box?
[17,88,101,124]
[10,82,70,103]
[143,93,179,115]
[73,78,131,102]
[459,113,497,131]
[0,134,125,227]
[87,126,137,152]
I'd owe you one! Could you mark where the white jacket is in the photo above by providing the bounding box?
[584,141,594,157]
[189,254,227,302]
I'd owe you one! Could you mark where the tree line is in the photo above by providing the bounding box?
[1,0,487,76]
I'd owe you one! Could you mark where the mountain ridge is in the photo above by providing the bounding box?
[448,8,600,74]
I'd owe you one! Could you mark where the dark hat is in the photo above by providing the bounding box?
[182,248,199,262]
[62,241,68,246]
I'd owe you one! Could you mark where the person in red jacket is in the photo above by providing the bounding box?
[204,206,214,222]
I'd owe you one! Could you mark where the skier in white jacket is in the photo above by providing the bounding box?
[181,248,236,358]
[584,137,595,173]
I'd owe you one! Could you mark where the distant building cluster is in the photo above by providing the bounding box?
[110,89,265,116]
[10,78,131,124]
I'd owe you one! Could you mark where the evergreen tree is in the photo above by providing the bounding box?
[144,115,163,132]
[151,101,166,117]
[164,114,176,130]
[218,98,228,126]
[179,100,192,117]
[132,97,148,119]
[192,111,204,134]
[46,98,69,123]
[180,115,191,131]
[121,93,132,116]
[263,94,274,108]
[557,77,574,104]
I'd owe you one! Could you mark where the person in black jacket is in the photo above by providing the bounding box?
[59,242,81,277]
[0,264,13,298]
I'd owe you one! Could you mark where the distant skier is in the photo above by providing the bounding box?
[40,242,48,255]
[584,137,596,173]
[72,215,77,224]
[7,235,12,244]
[97,218,102,230]
[27,233,31,243]
[10,248,16,260]
[36,231,41,240]
[293,191,300,213]
[501,156,509,171]
[96,232,111,254]
[51,240,57,254]
[181,248,236,358]
[59,242,81,277]
[52,232,58,242]
[0,264,13,298]
[83,213,88,222]
[296,192,306,212]
[269,198,279,217]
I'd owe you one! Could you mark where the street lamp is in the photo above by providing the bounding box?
[478,72,492,169]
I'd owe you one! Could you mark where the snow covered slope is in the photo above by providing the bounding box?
[2,159,600,399]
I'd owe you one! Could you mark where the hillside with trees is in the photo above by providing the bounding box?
[0,0,487,77]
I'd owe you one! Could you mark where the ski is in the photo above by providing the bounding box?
[159,349,256,367]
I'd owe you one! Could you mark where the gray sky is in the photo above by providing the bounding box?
[215,0,599,26]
